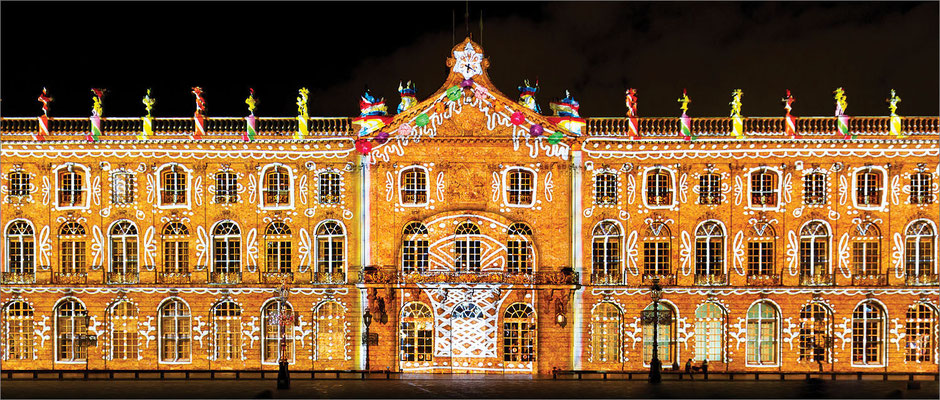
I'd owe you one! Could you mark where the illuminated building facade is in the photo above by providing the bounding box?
[1,39,938,374]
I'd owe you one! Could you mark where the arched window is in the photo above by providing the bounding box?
[643,302,676,365]
[318,171,341,204]
[694,303,725,361]
[798,303,831,363]
[264,222,292,276]
[855,168,884,207]
[852,222,881,278]
[161,222,190,279]
[910,172,934,205]
[4,300,34,360]
[111,171,135,204]
[591,303,621,362]
[454,222,481,273]
[57,166,85,207]
[56,299,88,362]
[507,223,534,274]
[110,300,139,360]
[905,221,935,285]
[315,222,345,280]
[159,299,191,363]
[592,221,622,285]
[214,171,238,204]
[747,223,775,278]
[750,169,778,207]
[400,302,433,362]
[315,301,346,361]
[699,173,721,205]
[506,168,535,206]
[8,170,32,197]
[646,168,673,206]
[263,165,291,206]
[746,301,778,366]
[59,222,87,277]
[799,221,830,285]
[804,172,827,205]
[503,303,536,362]
[262,300,294,364]
[160,165,187,205]
[852,301,885,366]
[594,172,618,205]
[905,304,937,362]
[212,222,241,283]
[212,300,241,360]
[694,221,725,284]
[400,167,428,205]
[109,221,139,283]
[401,222,429,274]
[5,220,35,278]
[643,223,671,277]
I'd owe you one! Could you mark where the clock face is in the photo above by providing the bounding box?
[453,42,483,80]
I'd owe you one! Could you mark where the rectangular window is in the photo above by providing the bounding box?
[8,240,35,275]
[856,171,882,206]
[799,239,827,277]
[401,169,427,204]
[910,173,933,205]
[61,241,86,274]
[316,238,343,274]
[647,170,673,206]
[507,170,534,205]
[699,174,721,205]
[804,173,827,205]
[58,171,84,206]
[852,241,879,275]
[643,241,670,275]
[162,170,187,204]
[595,173,618,205]
[751,171,778,207]
[9,172,31,197]
[592,239,621,283]
[214,172,238,204]
[402,240,429,273]
[264,169,290,206]
[164,241,189,273]
[319,172,341,204]
[455,239,482,272]
[161,315,191,363]
[111,172,135,204]
[507,241,533,274]
[266,241,292,273]
[214,240,241,274]
[695,239,723,276]
[747,241,774,276]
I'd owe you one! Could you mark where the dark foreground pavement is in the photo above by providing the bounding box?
[2,377,938,399]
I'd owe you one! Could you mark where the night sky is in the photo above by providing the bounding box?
[1,1,937,119]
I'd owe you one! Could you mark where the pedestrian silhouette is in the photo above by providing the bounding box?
[685,359,694,380]
[701,359,709,380]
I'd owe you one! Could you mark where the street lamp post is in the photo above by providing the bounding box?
[363,310,373,371]
[649,279,664,384]
[276,282,292,390]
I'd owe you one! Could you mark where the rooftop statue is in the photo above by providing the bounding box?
[398,81,417,114]
[359,88,388,117]
[517,80,540,113]
[549,90,580,118]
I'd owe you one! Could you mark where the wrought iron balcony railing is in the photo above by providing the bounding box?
[591,271,622,286]
[209,271,242,285]
[158,271,192,284]
[746,272,782,287]
[262,271,294,284]
[641,273,676,286]
[852,273,887,286]
[310,271,346,284]
[106,271,139,284]
[54,272,87,285]
[800,273,835,286]
[1,272,35,284]
[358,266,578,285]
[905,274,939,286]
[694,273,727,286]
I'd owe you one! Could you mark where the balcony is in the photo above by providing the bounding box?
[106,270,139,284]
[358,267,578,285]
[310,271,346,284]
[591,271,623,286]
[209,271,242,284]
[1,272,35,284]
[905,274,939,286]
[157,271,192,284]
[262,271,294,284]
[694,273,727,286]
[800,273,835,286]
[852,273,887,286]
[746,272,781,286]
[53,272,87,284]
[641,273,676,286]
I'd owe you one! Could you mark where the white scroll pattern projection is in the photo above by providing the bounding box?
[423,214,523,272]
[422,284,514,359]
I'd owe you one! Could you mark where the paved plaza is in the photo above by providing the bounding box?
[2,377,938,399]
